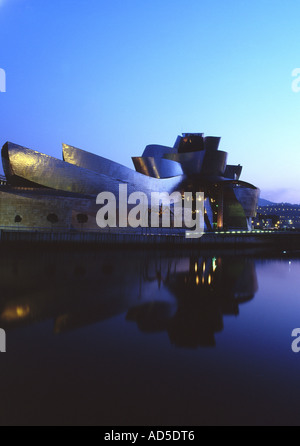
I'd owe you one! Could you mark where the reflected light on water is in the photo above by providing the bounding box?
[1,305,30,321]
[0,247,299,426]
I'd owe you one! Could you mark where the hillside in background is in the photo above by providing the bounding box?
[259,198,300,207]
[258,198,275,206]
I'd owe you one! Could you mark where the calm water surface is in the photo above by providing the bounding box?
[0,247,300,426]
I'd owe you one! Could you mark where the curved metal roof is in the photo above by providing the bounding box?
[2,142,185,197]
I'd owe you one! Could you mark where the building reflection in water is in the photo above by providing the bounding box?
[127,255,258,348]
[0,249,258,349]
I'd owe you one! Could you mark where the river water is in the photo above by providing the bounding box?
[0,246,299,426]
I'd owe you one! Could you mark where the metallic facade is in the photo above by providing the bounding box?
[0,133,260,232]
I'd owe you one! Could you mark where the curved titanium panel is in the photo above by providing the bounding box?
[201,151,228,177]
[3,142,112,195]
[132,157,159,177]
[63,144,137,180]
[63,143,184,184]
[132,157,183,178]
[222,182,260,230]
[2,142,185,197]
[142,144,176,158]
[2,143,43,188]
[204,137,221,152]
[232,184,260,217]
[224,165,243,180]
[163,151,206,175]
[173,136,182,150]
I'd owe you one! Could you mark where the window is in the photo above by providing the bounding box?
[47,213,59,224]
[76,214,88,224]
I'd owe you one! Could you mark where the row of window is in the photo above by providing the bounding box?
[14,214,89,224]
[258,208,300,212]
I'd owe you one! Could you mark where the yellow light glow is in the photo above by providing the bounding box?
[1,305,30,322]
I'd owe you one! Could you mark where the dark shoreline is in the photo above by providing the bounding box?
[1,230,300,254]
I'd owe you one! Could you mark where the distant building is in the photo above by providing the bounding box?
[255,204,300,230]
[0,133,260,232]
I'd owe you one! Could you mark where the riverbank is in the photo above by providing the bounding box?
[1,229,300,250]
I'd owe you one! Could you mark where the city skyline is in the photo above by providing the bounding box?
[0,0,300,203]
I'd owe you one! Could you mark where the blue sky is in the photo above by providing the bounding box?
[0,0,300,203]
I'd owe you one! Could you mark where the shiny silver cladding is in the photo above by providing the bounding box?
[132,157,183,178]
[2,142,184,198]
[0,132,260,233]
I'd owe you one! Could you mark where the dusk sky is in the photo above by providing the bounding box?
[0,0,300,203]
